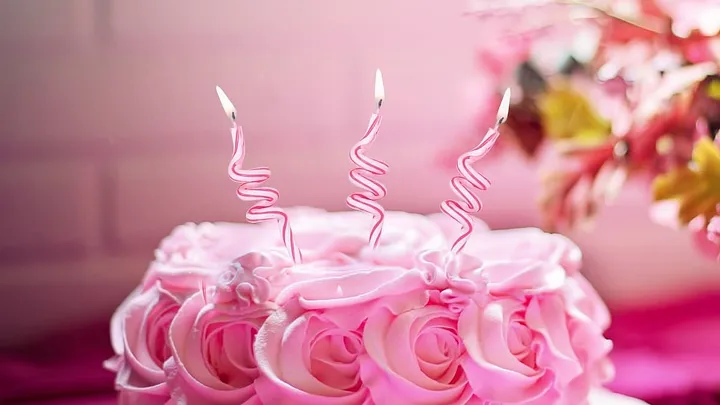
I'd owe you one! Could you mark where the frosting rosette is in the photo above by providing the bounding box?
[363,303,475,404]
[458,288,611,405]
[107,209,641,405]
[163,254,280,405]
[106,283,181,404]
[253,298,375,405]
[253,290,432,405]
[141,222,272,295]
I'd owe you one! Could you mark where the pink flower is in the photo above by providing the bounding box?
[650,201,720,260]
[706,213,720,260]
[467,0,579,40]
[708,215,720,242]
[694,224,720,261]
[164,269,276,405]
[106,283,182,403]
[655,0,720,37]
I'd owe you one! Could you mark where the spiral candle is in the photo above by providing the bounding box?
[216,86,303,263]
[347,70,389,248]
[441,89,511,255]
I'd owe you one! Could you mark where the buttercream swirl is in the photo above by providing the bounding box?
[108,209,620,405]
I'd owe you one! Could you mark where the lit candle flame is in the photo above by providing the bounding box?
[497,88,511,125]
[375,69,385,108]
[216,85,237,121]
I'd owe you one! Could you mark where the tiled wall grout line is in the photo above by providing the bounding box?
[93,0,113,46]
[97,155,121,255]
[94,0,119,256]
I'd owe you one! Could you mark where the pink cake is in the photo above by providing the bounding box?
[106,208,648,405]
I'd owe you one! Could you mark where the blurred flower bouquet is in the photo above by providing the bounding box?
[454,0,720,259]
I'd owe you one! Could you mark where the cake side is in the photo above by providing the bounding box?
[106,209,631,405]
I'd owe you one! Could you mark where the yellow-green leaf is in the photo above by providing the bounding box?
[652,137,720,224]
[693,136,720,177]
[537,84,611,143]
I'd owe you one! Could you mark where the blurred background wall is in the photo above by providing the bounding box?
[1,0,719,346]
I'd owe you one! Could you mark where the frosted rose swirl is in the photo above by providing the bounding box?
[107,208,638,404]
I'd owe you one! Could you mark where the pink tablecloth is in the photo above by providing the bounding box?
[2,294,720,405]
[16,395,117,405]
[606,293,720,400]
[0,323,116,404]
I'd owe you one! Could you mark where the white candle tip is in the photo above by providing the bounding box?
[497,88,511,125]
[215,85,237,121]
[374,69,385,107]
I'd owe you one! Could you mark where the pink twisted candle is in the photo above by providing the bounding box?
[441,89,511,255]
[347,69,388,248]
[216,86,302,263]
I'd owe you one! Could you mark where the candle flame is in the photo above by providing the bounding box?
[216,85,237,121]
[497,88,511,125]
[375,69,385,108]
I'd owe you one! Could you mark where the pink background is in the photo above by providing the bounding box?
[1,0,719,347]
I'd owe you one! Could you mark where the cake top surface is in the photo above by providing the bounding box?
[140,207,587,307]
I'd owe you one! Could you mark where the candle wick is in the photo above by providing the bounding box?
[231,111,236,121]
[377,99,383,109]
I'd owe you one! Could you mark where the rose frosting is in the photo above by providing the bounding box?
[107,208,632,405]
